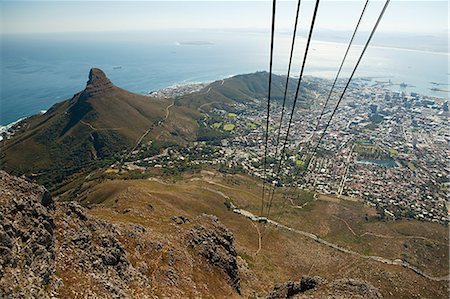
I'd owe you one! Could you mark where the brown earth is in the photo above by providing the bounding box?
[1,169,448,298]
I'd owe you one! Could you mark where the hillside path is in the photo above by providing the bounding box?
[147,178,450,282]
[232,206,449,282]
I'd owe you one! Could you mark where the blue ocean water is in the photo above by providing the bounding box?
[1,30,448,125]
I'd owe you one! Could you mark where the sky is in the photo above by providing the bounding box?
[0,1,448,35]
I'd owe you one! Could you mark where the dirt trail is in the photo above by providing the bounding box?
[250,221,262,255]
[147,178,450,282]
[80,120,123,131]
[332,215,448,246]
[233,207,449,282]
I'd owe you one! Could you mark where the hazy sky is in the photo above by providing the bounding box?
[1,1,448,34]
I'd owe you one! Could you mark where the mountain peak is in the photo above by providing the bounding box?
[84,68,114,96]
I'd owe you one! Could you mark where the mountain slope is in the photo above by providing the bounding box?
[0,70,315,188]
[0,171,247,298]
[178,71,315,110]
[2,170,447,298]
[0,68,199,187]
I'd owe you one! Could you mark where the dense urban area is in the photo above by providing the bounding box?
[1,76,448,224]
[131,77,449,224]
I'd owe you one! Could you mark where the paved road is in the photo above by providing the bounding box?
[133,99,175,151]
[338,143,354,196]
[156,100,175,139]
[202,79,225,95]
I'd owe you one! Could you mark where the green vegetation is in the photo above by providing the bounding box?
[354,143,392,161]
[246,122,257,129]
[223,124,235,131]
[136,140,177,160]
[217,163,243,174]
[387,148,398,155]
[178,71,315,109]
[369,113,384,123]
[237,251,254,267]
[212,122,222,129]
[197,126,229,143]
[227,113,237,117]
[407,162,416,170]
[295,159,305,167]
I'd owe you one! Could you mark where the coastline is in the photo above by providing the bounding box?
[0,74,239,127]
[147,81,209,99]
[0,117,26,141]
[1,73,448,133]
[0,81,213,138]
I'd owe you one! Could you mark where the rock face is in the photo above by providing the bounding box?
[330,278,384,299]
[0,171,388,299]
[0,171,56,298]
[82,68,115,97]
[0,172,156,298]
[186,214,241,293]
[0,171,245,298]
[267,276,383,299]
[0,171,149,298]
[55,202,149,298]
[267,276,325,299]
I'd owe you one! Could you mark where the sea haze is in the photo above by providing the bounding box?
[1,29,448,125]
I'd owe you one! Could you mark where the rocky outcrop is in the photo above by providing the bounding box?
[267,276,325,299]
[267,276,383,299]
[186,214,241,293]
[0,171,56,298]
[171,215,191,225]
[0,172,246,298]
[0,171,149,298]
[82,68,115,97]
[55,202,149,298]
[0,171,388,299]
[330,278,384,299]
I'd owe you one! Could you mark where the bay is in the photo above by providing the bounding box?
[1,29,448,125]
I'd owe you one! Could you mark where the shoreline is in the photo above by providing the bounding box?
[147,81,209,99]
[1,73,448,128]
[0,117,26,141]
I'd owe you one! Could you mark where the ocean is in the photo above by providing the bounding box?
[1,29,448,125]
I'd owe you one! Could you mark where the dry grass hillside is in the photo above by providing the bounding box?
[71,170,449,298]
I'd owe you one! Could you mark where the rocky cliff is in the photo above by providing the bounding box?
[0,171,56,298]
[0,171,388,298]
[266,276,383,299]
[0,171,246,298]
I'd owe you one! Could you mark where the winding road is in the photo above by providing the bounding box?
[164,101,175,121]
[202,79,224,95]
[131,99,175,153]
[332,215,449,246]
[155,100,175,140]
[80,120,123,131]
[196,80,227,122]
